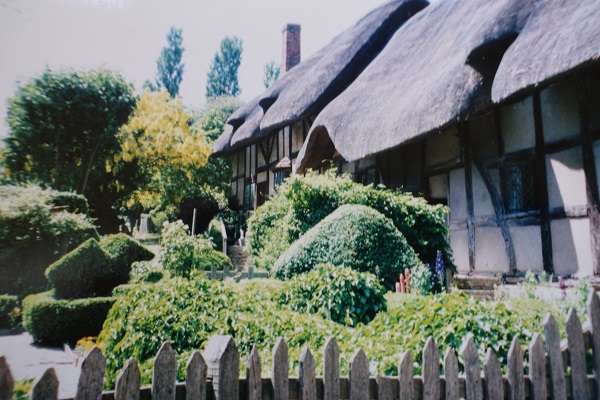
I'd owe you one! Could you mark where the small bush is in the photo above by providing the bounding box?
[22,291,114,345]
[273,205,422,288]
[45,239,113,298]
[279,264,386,326]
[206,218,224,250]
[100,233,154,282]
[0,295,20,329]
[410,263,434,295]
[49,191,89,214]
[130,260,165,283]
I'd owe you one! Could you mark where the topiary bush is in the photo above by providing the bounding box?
[100,233,154,282]
[45,239,113,299]
[0,294,20,329]
[279,264,387,326]
[273,205,422,288]
[247,171,451,272]
[22,291,114,345]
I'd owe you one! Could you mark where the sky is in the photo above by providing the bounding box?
[0,0,388,139]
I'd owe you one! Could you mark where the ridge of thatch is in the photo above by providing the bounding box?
[259,0,429,132]
[212,124,234,156]
[492,0,600,102]
[296,0,534,170]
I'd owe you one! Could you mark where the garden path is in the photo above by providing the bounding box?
[0,332,81,399]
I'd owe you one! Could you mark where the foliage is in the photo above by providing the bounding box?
[0,185,98,295]
[409,263,434,295]
[0,294,20,329]
[3,68,138,232]
[151,26,184,97]
[273,204,423,289]
[206,36,243,98]
[194,96,241,142]
[148,207,174,234]
[13,380,33,400]
[263,61,280,89]
[45,239,115,299]
[161,220,232,277]
[22,291,114,345]
[48,191,89,214]
[247,171,451,272]
[279,264,386,326]
[100,234,155,282]
[130,260,166,284]
[206,218,224,250]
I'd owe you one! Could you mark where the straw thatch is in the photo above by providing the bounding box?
[212,97,261,156]
[492,0,600,102]
[212,124,234,156]
[296,0,534,171]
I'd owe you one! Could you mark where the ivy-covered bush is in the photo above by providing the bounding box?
[279,264,386,326]
[273,205,422,288]
[247,171,451,272]
[100,234,154,282]
[0,185,98,295]
[22,291,114,345]
[161,220,232,277]
[0,294,20,329]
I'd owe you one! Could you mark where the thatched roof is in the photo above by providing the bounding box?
[492,0,600,102]
[213,0,428,156]
[212,124,234,156]
[296,0,534,170]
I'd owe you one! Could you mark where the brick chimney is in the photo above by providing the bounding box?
[281,23,301,73]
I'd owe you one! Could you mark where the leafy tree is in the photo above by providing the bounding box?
[194,96,241,142]
[263,61,280,89]
[206,37,243,98]
[3,69,138,232]
[150,26,185,97]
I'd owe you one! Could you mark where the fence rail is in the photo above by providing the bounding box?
[1,290,599,400]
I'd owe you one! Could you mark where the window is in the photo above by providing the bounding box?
[501,158,536,214]
[243,182,254,211]
[274,169,290,188]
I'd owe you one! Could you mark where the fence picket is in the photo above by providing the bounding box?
[272,338,289,400]
[75,347,105,400]
[443,349,459,400]
[507,338,524,400]
[299,347,316,400]
[115,359,140,400]
[528,334,546,400]
[543,314,566,400]
[461,334,482,400]
[588,290,600,398]
[186,351,207,400]
[566,308,591,400]
[349,349,368,400]
[31,368,58,400]
[483,349,502,400]
[377,377,394,400]
[398,352,413,400]
[422,337,440,400]
[323,338,339,400]
[247,346,261,400]
[152,342,177,400]
[0,356,14,400]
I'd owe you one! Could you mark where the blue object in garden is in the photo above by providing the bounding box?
[435,250,445,289]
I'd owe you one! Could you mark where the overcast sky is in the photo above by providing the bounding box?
[0,0,388,138]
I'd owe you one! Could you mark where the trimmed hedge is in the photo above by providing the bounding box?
[247,171,451,272]
[100,234,154,282]
[22,291,114,345]
[45,239,113,299]
[273,205,422,288]
[279,264,387,326]
[0,295,20,329]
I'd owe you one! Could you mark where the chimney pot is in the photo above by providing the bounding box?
[282,23,301,73]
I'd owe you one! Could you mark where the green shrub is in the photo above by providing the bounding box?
[0,185,97,295]
[247,171,451,272]
[161,220,232,277]
[0,294,20,329]
[279,264,386,326]
[130,260,166,283]
[22,291,114,345]
[409,263,434,295]
[206,218,224,250]
[273,205,422,288]
[100,233,154,282]
[45,239,114,298]
[48,191,89,214]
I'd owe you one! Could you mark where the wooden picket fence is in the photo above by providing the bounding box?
[1,290,599,400]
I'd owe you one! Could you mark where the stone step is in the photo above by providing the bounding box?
[453,274,501,290]
[227,245,249,272]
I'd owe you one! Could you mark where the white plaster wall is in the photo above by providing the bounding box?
[257,171,267,183]
[541,80,580,144]
[551,218,593,277]
[429,174,448,199]
[449,168,467,222]
[278,130,285,158]
[257,144,266,167]
[595,140,600,199]
[268,170,275,195]
[510,225,544,272]
[292,122,304,153]
[469,111,499,160]
[237,178,244,205]
[283,127,290,157]
[475,227,509,273]
[450,228,470,273]
[500,97,535,153]
[426,127,460,167]
[472,166,499,217]
[546,146,587,209]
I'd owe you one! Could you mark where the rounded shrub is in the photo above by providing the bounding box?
[22,291,114,345]
[206,218,224,250]
[279,264,387,326]
[100,233,154,281]
[273,204,423,288]
[0,294,20,329]
[130,260,165,283]
[45,239,113,298]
